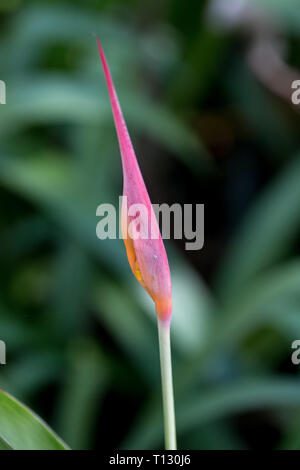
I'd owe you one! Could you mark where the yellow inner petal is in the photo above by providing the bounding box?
[134,261,143,282]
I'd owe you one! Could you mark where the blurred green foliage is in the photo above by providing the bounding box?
[0,388,69,450]
[0,0,300,450]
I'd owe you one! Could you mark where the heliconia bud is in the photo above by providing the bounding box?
[96,39,172,324]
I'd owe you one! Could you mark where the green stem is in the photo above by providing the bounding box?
[157,318,177,450]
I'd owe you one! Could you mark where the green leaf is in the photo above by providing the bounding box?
[0,352,62,400]
[93,279,159,384]
[214,260,300,349]
[169,28,229,108]
[55,338,108,450]
[1,75,207,169]
[0,388,69,450]
[0,152,126,276]
[49,243,94,338]
[169,260,300,402]
[124,377,300,449]
[226,64,297,160]
[216,155,300,301]
[0,436,13,450]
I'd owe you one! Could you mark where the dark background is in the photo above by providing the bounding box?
[0,0,300,450]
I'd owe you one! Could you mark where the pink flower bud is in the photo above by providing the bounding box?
[97,39,172,323]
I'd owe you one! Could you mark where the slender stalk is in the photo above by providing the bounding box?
[157,318,177,450]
